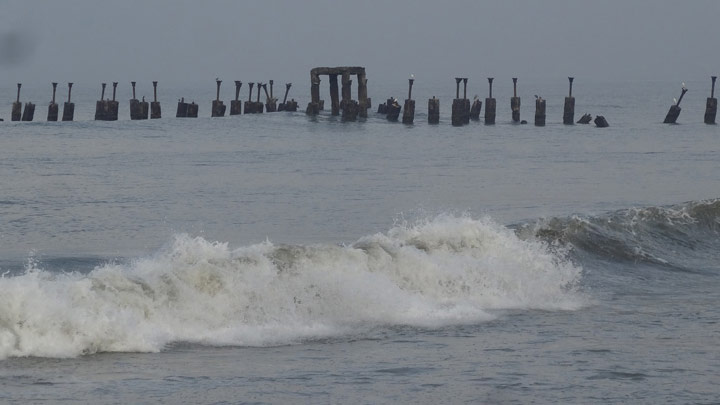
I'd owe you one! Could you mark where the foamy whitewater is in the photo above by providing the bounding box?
[1,79,719,403]
[0,216,584,359]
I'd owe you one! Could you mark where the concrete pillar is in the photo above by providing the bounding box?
[95,83,107,120]
[255,83,264,113]
[462,78,470,124]
[187,101,199,118]
[329,74,340,116]
[47,82,59,121]
[664,84,687,124]
[245,82,255,114]
[563,77,575,125]
[130,81,143,120]
[306,73,321,115]
[151,81,161,119]
[279,83,292,111]
[357,73,368,118]
[11,83,22,121]
[704,76,717,124]
[535,97,546,126]
[428,97,440,124]
[230,81,243,115]
[594,115,609,127]
[511,78,520,123]
[62,83,74,121]
[266,80,277,112]
[176,97,188,117]
[106,82,119,121]
[485,78,496,125]
[340,73,358,121]
[402,77,415,124]
[451,78,463,126]
[212,79,226,117]
[577,114,592,124]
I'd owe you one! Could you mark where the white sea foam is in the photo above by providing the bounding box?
[0,214,585,359]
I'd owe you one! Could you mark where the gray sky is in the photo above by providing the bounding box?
[1,0,719,86]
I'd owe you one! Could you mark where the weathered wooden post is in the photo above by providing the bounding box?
[187,101,199,117]
[386,97,401,121]
[21,85,35,121]
[534,96,546,126]
[704,76,717,124]
[106,82,119,121]
[451,77,464,126]
[62,83,74,121]
[151,81,161,119]
[130,81,143,120]
[11,83,22,121]
[212,79,226,117]
[428,96,440,124]
[470,96,482,120]
[266,80,277,112]
[230,81,243,115]
[511,78,520,123]
[485,77,496,125]
[95,83,107,120]
[402,75,415,124]
[329,74,340,116]
[358,72,369,118]
[261,83,273,113]
[47,82,59,121]
[462,78,470,124]
[663,83,687,124]
[245,82,255,114]
[577,113,592,124]
[340,72,358,121]
[255,83,265,113]
[176,97,188,117]
[563,77,575,125]
[278,83,294,111]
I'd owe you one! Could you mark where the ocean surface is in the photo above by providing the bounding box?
[1,78,719,404]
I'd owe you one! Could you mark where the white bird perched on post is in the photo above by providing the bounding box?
[410,74,414,80]
[682,82,687,90]
[673,97,678,105]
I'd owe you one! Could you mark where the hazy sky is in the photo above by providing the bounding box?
[1,0,719,86]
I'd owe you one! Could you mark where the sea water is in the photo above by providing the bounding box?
[0,78,719,403]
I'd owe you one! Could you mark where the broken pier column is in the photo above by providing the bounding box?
[594,115,609,128]
[176,97,188,117]
[265,80,277,112]
[511,78,520,123]
[187,101,199,117]
[107,82,119,121]
[663,83,688,124]
[451,78,464,126]
[151,81,161,119]
[21,91,35,122]
[428,96,440,124]
[230,81,243,115]
[255,83,264,113]
[577,113,592,124]
[62,83,74,121]
[245,82,256,114]
[462,78,470,124]
[386,96,401,121]
[470,96,481,120]
[211,79,226,117]
[358,72,368,118]
[129,81,148,120]
[329,74,340,116]
[47,82,59,121]
[402,76,415,124]
[563,77,575,125]
[704,76,717,124]
[534,96,546,126]
[306,73,321,115]
[95,83,108,120]
[11,84,22,121]
[340,72,358,121]
[484,77,496,125]
[279,83,297,111]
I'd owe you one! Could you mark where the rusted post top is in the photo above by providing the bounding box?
[568,77,574,97]
[131,81,137,99]
[101,83,107,100]
[16,83,21,102]
[153,81,158,102]
[455,78,461,99]
[215,79,222,101]
[513,78,518,97]
[112,82,118,101]
[269,80,274,99]
[67,83,73,103]
[712,76,717,98]
[51,82,58,103]
[463,78,468,99]
[488,78,494,98]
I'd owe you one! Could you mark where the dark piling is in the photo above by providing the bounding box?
[176,97,188,118]
[329,74,340,116]
[95,83,108,120]
[577,113,592,124]
[704,76,717,124]
[340,73,358,121]
[21,98,35,122]
[245,82,256,114]
[129,81,145,120]
[151,81,161,119]
[47,82,59,121]
[511,78,520,123]
[563,77,575,125]
[11,84,22,121]
[255,83,264,113]
[484,77,496,125]
[428,96,440,124]
[451,78,464,126]
[107,82,119,121]
[462,78,470,124]
[663,83,687,124]
[62,83,74,122]
[534,96,546,126]
[230,81,243,115]
[187,101,199,117]
[594,115,609,127]
[266,80,277,112]
[278,83,291,111]
[357,73,369,118]
[402,77,415,124]
[211,79,226,117]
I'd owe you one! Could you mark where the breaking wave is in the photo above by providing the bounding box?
[0,214,583,359]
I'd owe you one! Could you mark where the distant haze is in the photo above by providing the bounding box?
[1,0,719,86]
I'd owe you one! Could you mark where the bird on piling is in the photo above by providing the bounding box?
[673,97,678,105]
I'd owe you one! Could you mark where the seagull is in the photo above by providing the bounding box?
[673,97,678,105]
[682,82,686,89]
[410,74,415,79]
[534,95,538,99]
